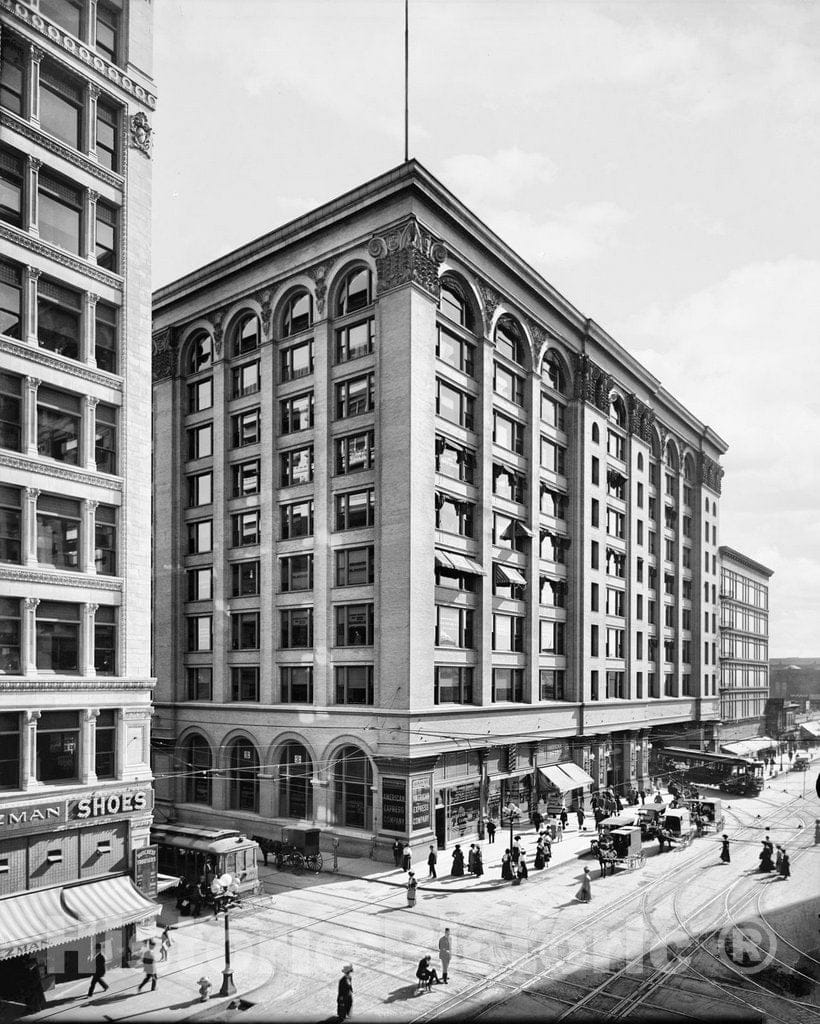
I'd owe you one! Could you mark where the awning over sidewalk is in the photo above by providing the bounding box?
[538,762,595,792]
[721,736,776,757]
[0,875,160,961]
[799,722,820,739]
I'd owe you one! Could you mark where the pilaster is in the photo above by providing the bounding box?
[24,268,40,345]
[84,190,100,263]
[83,499,99,573]
[23,597,39,675]
[85,83,101,158]
[25,157,41,236]
[81,603,99,677]
[23,487,40,566]
[83,293,99,366]
[21,710,41,790]
[83,395,99,470]
[82,707,100,783]
[28,46,44,126]
[23,376,40,456]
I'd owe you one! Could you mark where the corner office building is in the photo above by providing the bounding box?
[151,161,727,858]
[0,0,157,996]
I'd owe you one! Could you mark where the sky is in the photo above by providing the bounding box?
[152,0,820,657]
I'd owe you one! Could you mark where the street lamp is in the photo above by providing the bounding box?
[503,801,520,853]
[216,873,237,997]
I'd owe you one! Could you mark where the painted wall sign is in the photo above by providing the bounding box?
[72,788,153,820]
[411,777,431,831]
[0,802,66,831]
[381,778,407,833]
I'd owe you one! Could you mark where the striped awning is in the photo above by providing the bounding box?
[63,875,161,933]
[721,737,776,758]
[538,762,595,792]
[494,563,527,587]
[434,551,485,576]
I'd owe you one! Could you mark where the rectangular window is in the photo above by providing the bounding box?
[492,464,526,503]
[94,301,117,373]
[281,553,313,592]
[280,607,313,649]
[187,471,212,508]
[187,566,212,601]
[607,471,626,501]
[37,385,80,464]
[434,665,473,704]
[682,545,691,569]
[636,594,643,619]
[231,560,259,597]
[607,429,625,460]
[335,665,374,705]
[37,278,81,361]
[493,512,527,552]
[436,437,475,484]
[637,482,644,508]
[95,200,117,271]
[96,1,120,63]
[188,378,213,413]
[665,538,675,562]
[591,669,599,701]
[0,34,25,116]
[280,392,313,434]
[95,711,116,778]
[94,503,116,575]
[606,507,625,539]
[39,65,82,149]
[494,362,525,405]
[492,668,524,703]
[648,496,657,521]
[335,603,374,646]
[606,548,626,578]
[281,499,314,539]
[230,407,260,448]
[36,494,80,570]
[540,437,566,474]
[231,510,260,547]
[0,485,22,563]
[36,600,80,671]
[591,623,599,656]
[335,374,374,419]
[492,613,524,653]
[591,582,599,612]
[648,530,657,555]
[281,665,313,703]
[435,495,474,538]
[335,319,374,363]
[539,669,565,701]
[95,100,119,172]
[334,489,374,531]
[231,666,260,702]
[280,338,313,381]
[231,611,259,650]
[336,546,374,587]
[0,263,22,343]
[437,566,476,592]
[539,577,566,607]
[437,379,474,430]
[540,486,567,520]
[637,557,644,583]
[39,171,81,253]
[591,540,599,570]
[95,402,117,474]
[591,498,599,528]
[36,710,80,781]
[187,614,212,652]
[591,456,600,485]
[436,326,474,376]
[606,587,625,617]
[606,671,625,699]
[636,632,643,658]
[435,606,474,648]
[0,598,21,674]
[335,431,373,475]
[187,519,212,555]
[0,146,23,228]
[232,360,260,398]
[281,445,314,486]
[637,521,644,545]
[231,459,260,497]
[186,666,212,701]
[539,620,565,655]
[665,473,675,496]
[665,639,675,663]
[94,606,116,675]
[540,393,565,431]
[606,627,624,659]
[493,412,524,454]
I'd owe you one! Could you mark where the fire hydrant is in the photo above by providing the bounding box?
[197,977,212,1002]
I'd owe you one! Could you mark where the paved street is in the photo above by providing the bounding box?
[23,763,820,1023]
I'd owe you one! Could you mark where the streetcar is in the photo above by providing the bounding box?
[151,823,261,897]
[654,746,764,795]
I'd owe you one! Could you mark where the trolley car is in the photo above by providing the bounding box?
[151,824,260,909]
[655,746,764,795]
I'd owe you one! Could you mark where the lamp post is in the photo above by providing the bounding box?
[216,873,236,997]
[503,801,519,853]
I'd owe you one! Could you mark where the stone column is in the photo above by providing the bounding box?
[83,395,99,470]
[83,499,98,573]
[85,83,100,159]
[23,376,40,456]
[25,157,41,236]
[81,603,98,677]
[82,293,98,366]
[114,708,126,778]
[82,708,100,783]
[27,46,44,126]
[86,0,99,47]
[84,190,99,263]
[23,487,39,566]
[23,598,39,675]
[258,771,276,820]
[21,710,41,790]
[311,777,330,827]
[24,268,40,346]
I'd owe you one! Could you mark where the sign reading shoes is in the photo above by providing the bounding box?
[74,788,153,819]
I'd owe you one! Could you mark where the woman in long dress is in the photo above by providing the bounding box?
[337,966,353,1021]
[451,845,464,877]
[473,847,484,877]
[775,846,783,874]
[533,839,545,870]
[779,851,791,880]
[406,872,418,907]
[719,834,730,864]
[575,867,592,903]
[501,850,514,881]
[758,841,774,873]
[517,856,528,881]
[467,844,477,874]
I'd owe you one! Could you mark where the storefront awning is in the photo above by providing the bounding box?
[799,722,820,739]
[157,873,181,893]
[0,886,81,960]
[721,737,776,757]
[494,563,528,587]
[62,875,161,934]
[435,551,486,576]
[559,762,595,787]
[538,762,593,791]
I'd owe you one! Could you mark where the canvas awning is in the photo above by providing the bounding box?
[721,737,776,758]
[0,875,159,961]
[434,551,485,576]
[799,722,820,739]
[538,762,595,792]
[494,563,528,587]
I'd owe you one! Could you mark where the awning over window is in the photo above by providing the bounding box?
[435,550,485,576]
[494,563,527,587]
[799,722,820,739]
[720,737,776,758]
[538,762,594,792]
[515,522,535,538]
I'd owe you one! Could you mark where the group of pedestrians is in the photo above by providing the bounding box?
[450,842,484,877]
[719,833,791,879]
[86,927,174,1000]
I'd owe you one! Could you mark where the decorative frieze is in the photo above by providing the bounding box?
[151,328,176,382]
[626,393,656,443]
[698,452,724,494]
[0,223,123,289]
[0,679,156,691]
[574,353,612,412]
[0,566,122,590]
[0,451,123,490]
[368,217,446,299]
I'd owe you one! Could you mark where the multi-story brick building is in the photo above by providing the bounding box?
[0,0,157,998]
[717,546,774,753]
[151,160,726,857]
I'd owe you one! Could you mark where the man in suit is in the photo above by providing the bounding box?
[438,928,452,983]
[87,944,109,997]
[427,844,438,879]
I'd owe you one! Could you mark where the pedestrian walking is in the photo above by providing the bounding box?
[512,835,521,865]
[337,965,353,1021]
[427,844,438,879]
[639,788,646,805]
[137,940,158,993]
[406,871,418,907]
[517,856,528,882]
[451,844,464,876]
[501,849,514,881]
[575,867,592,903]
[467,843,477,874]
[159,926,173,962]
[532,809,542,834]
[758,841,774,873]
[401,842,412,872]
[720,834,731,864]
[392,838,402,867]
[779,851,791,880]
[486,819,496,843]
[438,928,452,983]
[473,846,484,877]
[559,806,568,830]
[775,846,783,873]
[534,838,545,870]
[615,794,623,813]
[87,943,109,997]
[576,806,586,831]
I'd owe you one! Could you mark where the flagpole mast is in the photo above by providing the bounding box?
[404,0,409,162]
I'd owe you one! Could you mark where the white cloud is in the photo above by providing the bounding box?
[439,149,555,207]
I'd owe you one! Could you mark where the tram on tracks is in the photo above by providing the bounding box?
[655,746,765,795]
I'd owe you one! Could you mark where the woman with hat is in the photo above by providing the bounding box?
[406,871,418,908]
[337,965,353,1020]
[719,834,731,864]
[451,844,465,877]
[575,866,592,903]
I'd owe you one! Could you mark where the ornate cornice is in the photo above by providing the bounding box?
[698,452,724,494]
[0,337,123,391]
[0,678,156,691]
[626,393,656,443]
[0,452,123,490]
[477,280,502,333]
[0,567,123,590]
[574,353,612,412]
[1,0,157,109]
[368,217,446,299]
[0,223,123,290]
[151,328,176,382]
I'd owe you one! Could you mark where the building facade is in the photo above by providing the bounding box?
[717,546,773,748]
[0,0,156,997]
[151,161,726,858]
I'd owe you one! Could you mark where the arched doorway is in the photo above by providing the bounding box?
[331,745,373,830]
[227,738,259,812]
[278,742,313,820]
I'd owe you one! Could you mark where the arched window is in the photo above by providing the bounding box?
[278,742,313,819]
[665,441,678,471]
[183,734,212,805]
[494,315,525,367]
[705,497,709,511]
[439,278,473,330]
[637,452,644,471]
[592,423,600,444]
[712,501,717,515]
[282,290,313,337]
[331,745,372,830]
[683,455,695,482]
[227,738,259,812]
[609,394,627,428]
[542,351,566,394]
[231,313,260,356]
[187,331,212,374]
[336,268,372,317]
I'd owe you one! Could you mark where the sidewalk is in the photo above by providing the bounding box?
[25,896,274,1023]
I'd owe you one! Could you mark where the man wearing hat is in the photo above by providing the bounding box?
[337,965,353,1021]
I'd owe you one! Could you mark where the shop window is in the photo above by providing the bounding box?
[36,711,80,781]
[0,599,21,674]
[230,666,260,701]
[0,485,22,563]
[278,741,313,817]
[331,745,373,830]
[227,738,259,812]
[335,665,374,705]
[95,708,116,775]
[281,499,314,539]
[0,711,20,787]
[280,667,313,704]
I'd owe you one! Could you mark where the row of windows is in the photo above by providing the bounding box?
[186,604,375,652]
[0,598,116,675]
[721,665,768,688]
[433,667,567,706]
[721,636,768,661]
[721,605,768,636]
[721,569,768,609]
[185,665,374,706]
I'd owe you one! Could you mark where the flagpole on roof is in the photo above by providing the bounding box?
[404,0,410,162]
